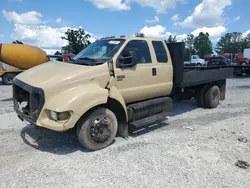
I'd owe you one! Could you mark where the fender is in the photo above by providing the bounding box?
[108,86,129,138]
[43,83,108,116]
[109,86,128,121]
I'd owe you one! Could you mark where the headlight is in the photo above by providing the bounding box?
[50,111,58,121]
[50,111,71,121]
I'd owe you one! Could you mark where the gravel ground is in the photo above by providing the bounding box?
[0,77,250,188]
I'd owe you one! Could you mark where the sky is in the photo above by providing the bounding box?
[0,0,249,54]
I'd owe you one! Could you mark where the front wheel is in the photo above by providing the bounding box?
[77,107,118,151]
[2,73,16,85]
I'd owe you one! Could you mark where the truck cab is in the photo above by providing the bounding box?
[185,55,206,66]
[12,37,232,151]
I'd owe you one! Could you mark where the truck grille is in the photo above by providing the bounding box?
[13,79,45,124]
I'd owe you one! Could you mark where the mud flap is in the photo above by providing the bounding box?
[218,80,226,100]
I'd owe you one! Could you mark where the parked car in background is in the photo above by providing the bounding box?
[47,54,75,63]
[207,56,234,66]
[47,55,63,62]
[205,52,249,66]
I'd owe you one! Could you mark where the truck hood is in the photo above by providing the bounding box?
[15,61,111,98]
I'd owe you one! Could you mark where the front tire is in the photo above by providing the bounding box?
[2,73,16,85]
[77,107,118,151]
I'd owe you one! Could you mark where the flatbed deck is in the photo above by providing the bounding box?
[181,67,234,88]
[166,42,234,89]
[185,65,250,77]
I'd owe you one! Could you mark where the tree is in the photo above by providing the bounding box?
[166,35,177,43]
[245,33,250,44]
[242,33,250,50]
[61,28,91,54]
[193,32,212,58]
[184,34,196,61]
[185,34,195,50]
[135,32,145,37]
[12,40,23,44]
[54,51,62,55]
[216,32,250,53]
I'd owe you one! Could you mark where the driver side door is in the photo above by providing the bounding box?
[114,39,162,103]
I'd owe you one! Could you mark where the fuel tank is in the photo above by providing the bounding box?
[0,43,48,69]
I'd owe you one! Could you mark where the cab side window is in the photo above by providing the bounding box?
[121,40,151,64]
[152,41,168,63]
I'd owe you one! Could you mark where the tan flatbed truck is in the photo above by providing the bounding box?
[12,37,233,151]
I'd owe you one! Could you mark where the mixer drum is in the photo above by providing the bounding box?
[0,43,48,69]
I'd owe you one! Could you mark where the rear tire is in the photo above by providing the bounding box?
[175,92,183,101]
[76,107,118,151]
[2,73,16,85]
[196,85,208,107]
[203,85,220,109]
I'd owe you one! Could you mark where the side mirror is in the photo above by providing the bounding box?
[118,50,137,68]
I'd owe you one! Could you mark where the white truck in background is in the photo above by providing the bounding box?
[184,55,206,66]
[244,48,250,59]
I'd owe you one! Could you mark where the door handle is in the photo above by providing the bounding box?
[152,68,156,76]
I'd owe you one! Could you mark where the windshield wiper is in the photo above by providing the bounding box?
[79,57,97,62]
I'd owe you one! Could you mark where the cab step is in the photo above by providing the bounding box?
[129,113,168,132]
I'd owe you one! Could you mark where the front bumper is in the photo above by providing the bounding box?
[13,78,80,132]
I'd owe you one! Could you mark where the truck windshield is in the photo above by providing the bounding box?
[72,39,125,63]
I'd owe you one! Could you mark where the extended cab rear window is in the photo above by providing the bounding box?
[152,41,168,63]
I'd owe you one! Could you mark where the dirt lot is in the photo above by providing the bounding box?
[0,77,249,188]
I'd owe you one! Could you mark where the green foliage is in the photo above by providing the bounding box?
[166,35,177,43]
[54,51,62,55]
[135,32,145,37]
[184,34,196,61]
[61,28,91,54]
[193,32,212,58]
[12,40,23,44]
[185,34,195,50]
[216,32,250,53]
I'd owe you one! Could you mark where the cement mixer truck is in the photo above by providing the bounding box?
[0,43,48,85]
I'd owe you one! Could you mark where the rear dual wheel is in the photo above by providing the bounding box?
[196,85,220,109]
